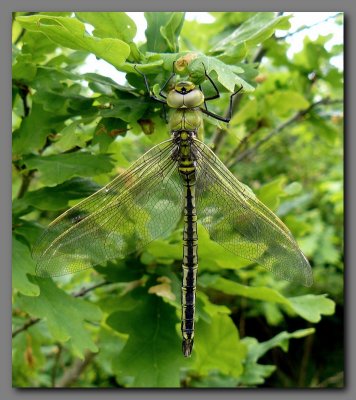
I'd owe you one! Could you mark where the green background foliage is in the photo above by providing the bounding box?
[12,12,343,388]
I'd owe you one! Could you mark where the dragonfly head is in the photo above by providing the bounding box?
[175,81,195,94]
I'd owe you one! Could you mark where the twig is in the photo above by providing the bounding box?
[55,350,96,388]
[225,123,262,167]
[228,97,343,166]
[12,281,109,338]
[12,317,40,338]
[278,13,342,41]
[73,281,110,297]
[51,343,63,387]
[17,170,35,199]
[298,324,314,387]
[314,371,344,388]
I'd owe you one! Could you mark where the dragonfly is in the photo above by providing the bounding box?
[32,62,313,357]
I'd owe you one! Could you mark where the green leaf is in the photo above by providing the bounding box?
[160,12,185,52]
[107,288,186,387]
[200,275,288,303]
[17,277,102,358]
[256,176,287,211]
[145,12,185,53]
[12,53,37,82]
[232,98,258,125]
[198,224,252,271]
[13,177,101,212]
[23,153,114,186]
[188,371,240,388]
[266,90,310,117]
[96,326,127,376]
[96,96,148,123]
[21,31,58,63]
[193,314,246,377]
[16,15,130,68]
[75,12,136,42]
[86,72,134,90]
[238,328,314,385]
[12,102,66,156]
[51,122,90,152]
[189,55,254,92]
[199,275,336,323]
[12,238,40,296]
[288,295,335,322]
[249,328,315,358]
[93,118,128,153]
[212,13,291,52]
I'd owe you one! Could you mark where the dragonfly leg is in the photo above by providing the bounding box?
[200,85,243,123]
[201,63,220,101]
[162,103,168,123]
[134,65,167,104]
[159,71,176,99]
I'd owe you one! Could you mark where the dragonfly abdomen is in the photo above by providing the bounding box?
[178,133,198,357]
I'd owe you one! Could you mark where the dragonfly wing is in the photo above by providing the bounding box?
[33,139,183,277]
[193,139,313,287]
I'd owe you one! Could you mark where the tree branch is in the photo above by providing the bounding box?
[55,350,96,388]
[51,343,63,387]
[72,281,110,297]
[17,170,35,199]
[12,317,40,338]
[277,13,342,41]
[226,97,343,167]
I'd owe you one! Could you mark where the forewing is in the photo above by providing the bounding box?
[33,139,184,277]
[193,139,313,287]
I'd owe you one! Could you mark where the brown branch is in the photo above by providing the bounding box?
[55,350,96,388]
[225,123,262,167]
[17,170,35,199]
[12,317,40,338]
[298,324,314,387]
[72,281,110,297]
[12,281,109,338]
[51,343,63,387]
[314,371,344,388]
[228,97,343,166]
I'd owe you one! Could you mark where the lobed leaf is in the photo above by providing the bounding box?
[17,277,102,358]
[16,15,130,68]
[12,238,39,296]
[23,152,114,186]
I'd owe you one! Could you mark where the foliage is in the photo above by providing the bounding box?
[12,12,343,388]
